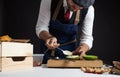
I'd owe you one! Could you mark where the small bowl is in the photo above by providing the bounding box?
[33,54,44,67]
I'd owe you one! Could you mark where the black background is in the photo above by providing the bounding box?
[0,0,120,65]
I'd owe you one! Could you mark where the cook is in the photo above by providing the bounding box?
[36,0,95,64]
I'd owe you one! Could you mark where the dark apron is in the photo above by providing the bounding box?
[40,19,78,64]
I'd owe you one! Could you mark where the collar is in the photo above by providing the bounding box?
[63,0,73,18]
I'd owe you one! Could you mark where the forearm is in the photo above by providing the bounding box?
[39,31,53,41]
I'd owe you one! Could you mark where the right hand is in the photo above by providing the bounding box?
[45,36,60,49]
[112,61,120,74]
[113,61,120,69]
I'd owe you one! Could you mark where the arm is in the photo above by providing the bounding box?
[36,0,51,39]
[73,6,94,59]
[80,5,94,49]
[36,0,59,49]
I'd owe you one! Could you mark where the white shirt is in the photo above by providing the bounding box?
[36,0,94,49]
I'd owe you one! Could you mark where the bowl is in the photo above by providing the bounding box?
[33,54,44,67]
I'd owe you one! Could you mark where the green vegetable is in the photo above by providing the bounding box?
[66,55,80,60]
[83,55,98,60]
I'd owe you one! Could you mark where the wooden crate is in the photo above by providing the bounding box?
[47,59,103,68]
[0,57,33,72]
[0,42,33,72]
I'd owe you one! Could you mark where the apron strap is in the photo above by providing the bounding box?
[74,10,81,25]
[52,0,63,21]
[75,10,81,46]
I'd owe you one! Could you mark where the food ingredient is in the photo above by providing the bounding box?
[66,55,80,60]
[63,50,72,55]
[81,67,111,74]
[0,35,12,42]
[83,55,98,60]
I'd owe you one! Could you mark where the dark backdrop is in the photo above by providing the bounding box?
[91,0,120,65]
[0,0,3,35]
[1,0,41,54]
[0,0,120,65]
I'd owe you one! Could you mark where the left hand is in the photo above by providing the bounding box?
[72,43,89,59]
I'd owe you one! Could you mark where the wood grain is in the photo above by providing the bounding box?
[47,59,103,68]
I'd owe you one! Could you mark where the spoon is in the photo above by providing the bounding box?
[57,47,72,55]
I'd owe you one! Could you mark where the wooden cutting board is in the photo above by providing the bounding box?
[47,59,103,68]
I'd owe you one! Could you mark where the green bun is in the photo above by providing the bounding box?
[83,55,98,60]
[66,55,80,60]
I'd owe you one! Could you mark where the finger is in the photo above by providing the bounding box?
[72,51,78,55]
[72,47,81,55]
[49,38,55,46]
[113,61,120,70]
[49,42,60,49]
[116,65,120,70]
[46,39,51,45]
[113,61,120,68]
[112,67,120,74]
[54,43,60,48]
[79,51,85,59]
[72,50,80,55]
[52,38,60,48]
[46,39,53,49]
[46,39,60,49]
[113,61,120,66]
[52,43,60,49]
[46,42,54,49]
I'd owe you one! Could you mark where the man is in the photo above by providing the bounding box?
[36,0,95,64]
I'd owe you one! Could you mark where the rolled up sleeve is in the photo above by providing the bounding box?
[36,0,51,38]
[80,6,94,49]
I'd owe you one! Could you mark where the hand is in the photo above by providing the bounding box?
[72,43,89,59]
[45,36,60,49]
[113,61,120,69]
[112,61,120,74]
